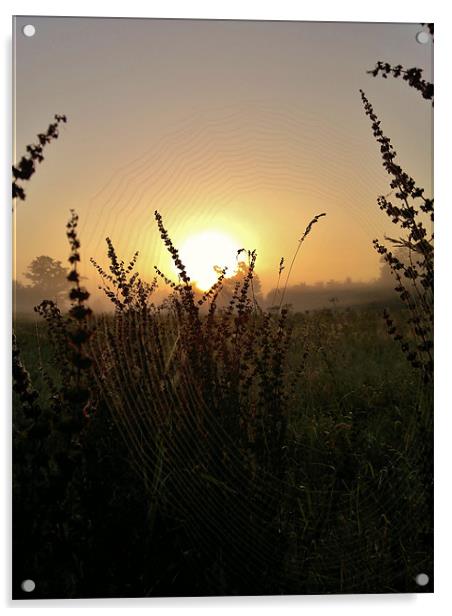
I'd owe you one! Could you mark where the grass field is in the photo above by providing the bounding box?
[12,299,433,598]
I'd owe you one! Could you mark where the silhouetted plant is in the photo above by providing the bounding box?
[12,114,69,405]
[12,114,67,201]
[279,213,326,310]
[13,209,102,598]
[360,89,433,381]
[88,211,303,593]
[367,61,433,104]
[91,240,157,312]
[34,211,95,409]
[367,24,433,105]
[12,333,40,419]
[270,256,285,308]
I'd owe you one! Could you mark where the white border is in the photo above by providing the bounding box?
[2,2,451,614]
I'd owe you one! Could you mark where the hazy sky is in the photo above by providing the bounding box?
[13,17,433,299]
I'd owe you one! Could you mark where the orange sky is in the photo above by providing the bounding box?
[13,17,433,299]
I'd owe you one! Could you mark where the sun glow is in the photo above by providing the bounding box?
[178,230,242,291]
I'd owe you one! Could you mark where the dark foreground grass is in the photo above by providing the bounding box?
[13,303,433,598]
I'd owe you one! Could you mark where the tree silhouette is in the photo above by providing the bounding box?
[24,255,69,305]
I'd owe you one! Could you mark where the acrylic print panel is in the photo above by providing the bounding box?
[12,17,433,599]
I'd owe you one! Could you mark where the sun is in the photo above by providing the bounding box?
[178,230,241,291]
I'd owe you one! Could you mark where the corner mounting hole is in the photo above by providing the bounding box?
[22,24,36,37]
[21,579,36,592]
[415,572,429,586]
[416,31,430,44]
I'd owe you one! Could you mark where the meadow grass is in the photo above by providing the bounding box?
[13,298,432,597]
